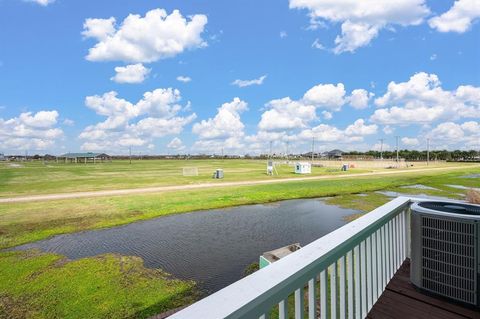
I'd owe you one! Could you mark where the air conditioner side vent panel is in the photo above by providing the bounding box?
[420,215,477,305]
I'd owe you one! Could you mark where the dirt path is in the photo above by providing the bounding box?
[0,165,476,204]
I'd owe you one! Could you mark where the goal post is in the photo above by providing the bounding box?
[182,167,199,176]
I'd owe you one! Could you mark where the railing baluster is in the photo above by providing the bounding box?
[392,218,396,275]
[380,225,387,291]
[381,225,386,291]
[360,241,367,318]
[295,288,304,319]
[388,220,394,279]
[330,263,337,319]
[402,211,408,261]
[372,231,378,303]
[376,229,382,299]
[320,270,328,318]
[399,212,404,262]
[366,236,373,312]
[339,256,346,319]
[397,214,401,267]
[395,215,400,268]
[308,278,316,319]
[347,250,354,319]
[354,245,361,319]
[406,207,411,258]
[279,299,288,319]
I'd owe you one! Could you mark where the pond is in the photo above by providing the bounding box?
[15,198,358,294]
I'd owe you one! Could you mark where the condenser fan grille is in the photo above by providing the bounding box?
[421,216,477,305]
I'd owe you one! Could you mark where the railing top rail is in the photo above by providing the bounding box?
[170,196,412,319]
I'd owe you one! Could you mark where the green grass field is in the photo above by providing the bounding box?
[0,159,463,197]
[1,160,479,318]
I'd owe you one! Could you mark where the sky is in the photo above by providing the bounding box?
[0,0,479,155]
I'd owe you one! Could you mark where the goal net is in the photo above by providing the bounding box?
[182,167,199,176]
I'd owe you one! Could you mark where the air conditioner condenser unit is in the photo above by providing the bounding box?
[410,201,480,307]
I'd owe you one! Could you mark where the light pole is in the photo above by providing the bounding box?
[427,138,430,166]
[379,138,384,160]
[395,136,400,164]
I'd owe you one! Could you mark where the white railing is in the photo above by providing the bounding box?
[170,196,414,319]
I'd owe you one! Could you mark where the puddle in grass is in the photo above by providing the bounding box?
[14,198,358,294]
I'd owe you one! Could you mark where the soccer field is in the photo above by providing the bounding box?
[0,159,466,197]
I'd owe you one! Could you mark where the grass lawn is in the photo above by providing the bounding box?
[0,159,465,197]
[0,162,479,318]
[0,250,196,319]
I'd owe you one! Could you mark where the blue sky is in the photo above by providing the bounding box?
[0,0,479,155]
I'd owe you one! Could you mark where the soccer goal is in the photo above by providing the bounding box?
[182,167,199,176]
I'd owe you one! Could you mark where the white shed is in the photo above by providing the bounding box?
[295,162,311,174]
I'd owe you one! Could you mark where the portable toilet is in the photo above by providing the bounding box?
[213,169,224,179]
[341,164,349,171]
[267,160,274,175]
[295,162,311,174]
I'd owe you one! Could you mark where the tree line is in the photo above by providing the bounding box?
[344,149,480,161]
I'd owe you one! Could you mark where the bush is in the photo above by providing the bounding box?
[243,262,259,276]
[466,189,480,204]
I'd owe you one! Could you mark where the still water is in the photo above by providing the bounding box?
[16,198,358,293]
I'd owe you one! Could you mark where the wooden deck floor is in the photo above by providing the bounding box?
[368,259,480,319]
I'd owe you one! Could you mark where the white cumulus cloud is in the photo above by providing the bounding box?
[348,89,373,109]
[80,88,196,151]
[289,0,430,53]
[111,64,150,84]
[192,97,248,140]
[0,110,63,151]
[429,0,480,33]
[303,83,346,111]
[371,72,480,124]
[401,137,420,146]
[83,9,208,63]
[192,98,249,154]
[258,97,317,131]
[167,137,185,150]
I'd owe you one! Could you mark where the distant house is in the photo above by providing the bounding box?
[59,152,111,163]
[43,154,57,161]
[327,149,343,159]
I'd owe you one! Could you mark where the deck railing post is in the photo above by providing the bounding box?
[406,207,411,258]
[308,278,316,319]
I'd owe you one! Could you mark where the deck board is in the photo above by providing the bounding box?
[368,259,480,319]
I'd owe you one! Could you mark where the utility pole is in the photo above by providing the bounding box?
[129,146,132,164]
[269,141,272,159]
[395,136,400,164]
[286,141,289,161]
[427,138,430,166]
[379,138,384,160]
[311,137,315,162]
[221,147,224,160]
